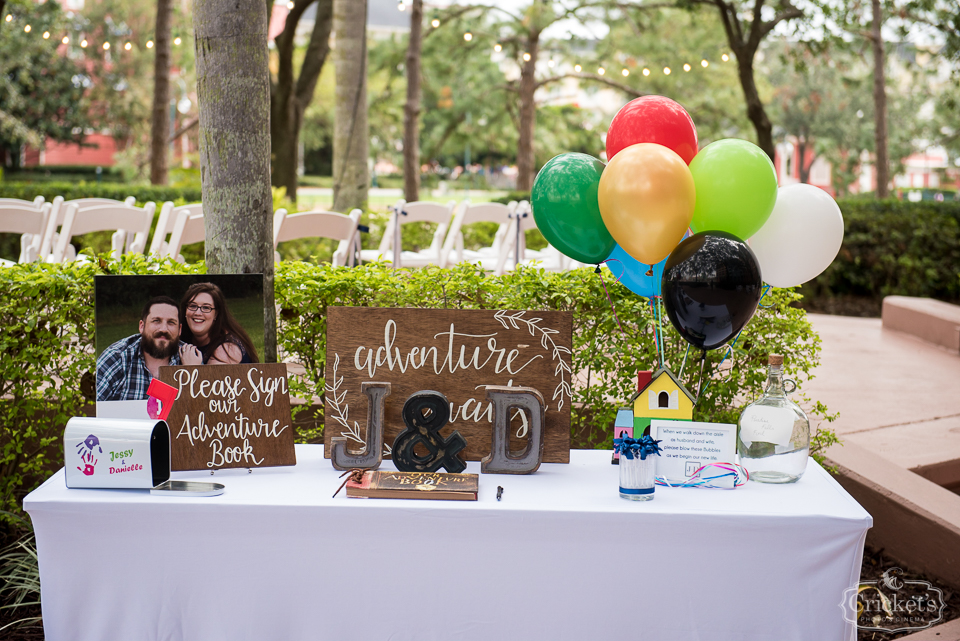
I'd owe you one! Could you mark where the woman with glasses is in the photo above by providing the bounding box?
[178,282,259,365]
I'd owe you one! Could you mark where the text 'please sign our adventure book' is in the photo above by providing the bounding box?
[346,471,479,501]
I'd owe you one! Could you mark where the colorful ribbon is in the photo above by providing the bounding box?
[654,462,749,489]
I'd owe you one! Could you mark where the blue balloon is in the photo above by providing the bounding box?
[605,244,666,298]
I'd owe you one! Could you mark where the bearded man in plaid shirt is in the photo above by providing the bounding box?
[96,296,185,401]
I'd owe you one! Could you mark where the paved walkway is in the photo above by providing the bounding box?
[804,314,960,470]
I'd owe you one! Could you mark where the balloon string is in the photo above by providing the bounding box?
[679,343,691,379]
[694,350,707,402]
[697,329,745,402]
[649,297,662,370]
[595,264,626,335]
[657,296,667,367]
[758,284,774,309]
[654,296,665,370]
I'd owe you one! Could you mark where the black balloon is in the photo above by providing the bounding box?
[661,231,763,351]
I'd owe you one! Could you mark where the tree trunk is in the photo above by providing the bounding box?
[871,0,889,198]
[737,53,775,160]
[516,30,540,192]
[271,0,334,204]
[150,0,172,185]
[797,137,816,185]
[332,0,368,213]
[195,0,276,360]
[402,0,423,203]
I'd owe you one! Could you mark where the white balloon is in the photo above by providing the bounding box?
[749,184,844,288]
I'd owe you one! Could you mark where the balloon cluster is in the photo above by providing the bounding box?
[532,95,844,353]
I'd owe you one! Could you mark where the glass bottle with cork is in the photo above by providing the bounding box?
[737,354,810,483]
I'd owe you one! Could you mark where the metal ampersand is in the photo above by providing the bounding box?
[392,391,467,473]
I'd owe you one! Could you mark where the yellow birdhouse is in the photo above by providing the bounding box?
[630,368,695,437]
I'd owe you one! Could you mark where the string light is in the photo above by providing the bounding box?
[286,0,294,8]
[43,31,50,39]
[4,14,11,22]
[683,63,691,72]
[62,36,69,44]
[146,40,154,48]
[124,41,132,50]
[548,58,555,68]
[642,67,650,76]
[621,68,628,77]
[23,24,31,32]
[463,31,472,41]
[701,59,709,67]
[174,36,182,45]
[574,64,581,72]
[493,43,501,52]
[721,53,729,61]
[431,18,440,28]
[102,41,110,50]
[597,66,605,75]
[80,38,88,48]
[522,52,531,61]
[663,66,670,75]
[397,0,405,10]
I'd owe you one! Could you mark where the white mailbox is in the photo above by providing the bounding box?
[64,417,170,489]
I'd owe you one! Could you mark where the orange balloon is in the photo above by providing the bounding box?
[598,143,696,266]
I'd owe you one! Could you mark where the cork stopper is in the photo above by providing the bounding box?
[768,354,784,367]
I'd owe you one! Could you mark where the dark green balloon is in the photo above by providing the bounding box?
[531,153,615,265]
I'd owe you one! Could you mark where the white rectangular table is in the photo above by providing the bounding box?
[26,446,871,641]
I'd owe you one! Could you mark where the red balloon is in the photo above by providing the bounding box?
[605,96,698,165]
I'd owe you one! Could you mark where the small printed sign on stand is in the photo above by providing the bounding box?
[650,420,737,486]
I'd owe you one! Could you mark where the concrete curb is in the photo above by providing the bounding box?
[882,296,960,352]
[825,441,960,591]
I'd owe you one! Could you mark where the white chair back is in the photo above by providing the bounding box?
[439,200,516,271]
[0,202,52,262]
[364,200,455,268]
[41,196,138,260]
[273,209,361,266]
[0,196,44,208]
[165,210,206,262]
[52,202,156,262]
[150,203,202,256]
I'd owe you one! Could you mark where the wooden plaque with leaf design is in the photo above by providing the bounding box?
[324,307,572,463]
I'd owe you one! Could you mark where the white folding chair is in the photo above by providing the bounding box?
[499,200,567,272]
[0,202,52,263]
[164,209,206,262]
[0,196,45,208]
[360,200,455,268]
[51,202,155,262]
[149,203,203,257]
[273,208,361,266]
[439,200,517,274]
[40,196,137,261]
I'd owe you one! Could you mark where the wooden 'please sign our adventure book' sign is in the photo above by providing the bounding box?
[324,307,573,463]
[160,364,297,471]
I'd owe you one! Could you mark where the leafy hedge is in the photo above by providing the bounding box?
[803,199,960,306]
[0,182,202,206]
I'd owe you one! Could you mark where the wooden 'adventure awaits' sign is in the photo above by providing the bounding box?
[159,364,297,471]
[324,307,573,463]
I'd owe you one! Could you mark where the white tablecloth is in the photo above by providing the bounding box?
[25,446,870,641]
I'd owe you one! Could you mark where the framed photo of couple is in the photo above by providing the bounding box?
[94,274,265,419]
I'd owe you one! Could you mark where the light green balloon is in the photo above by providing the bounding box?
[689,139,778,240]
